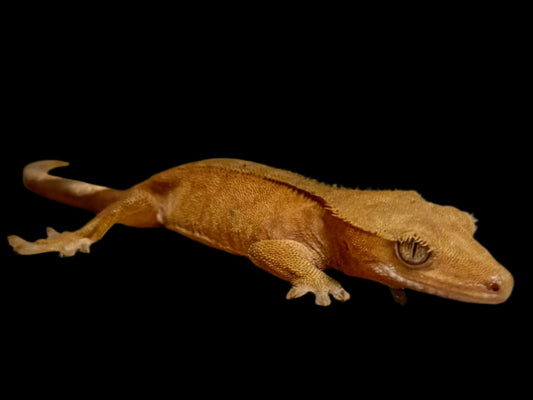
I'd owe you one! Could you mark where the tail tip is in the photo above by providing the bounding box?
[24,160,70,174]
[22,160,70,187]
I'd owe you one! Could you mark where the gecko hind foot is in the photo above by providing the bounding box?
[287,279,351,306]
[8,227,93,257]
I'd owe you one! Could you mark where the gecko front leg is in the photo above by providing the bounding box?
[248,239,350,306]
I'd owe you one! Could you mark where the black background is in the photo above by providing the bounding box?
[2,4,529,396]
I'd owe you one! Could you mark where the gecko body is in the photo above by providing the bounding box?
[8,159,513,306]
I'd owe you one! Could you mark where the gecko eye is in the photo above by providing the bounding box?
[396,238,431,267]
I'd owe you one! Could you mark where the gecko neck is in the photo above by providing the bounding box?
[325,213,384,282]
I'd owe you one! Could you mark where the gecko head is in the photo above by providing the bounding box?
[342,191,514,304]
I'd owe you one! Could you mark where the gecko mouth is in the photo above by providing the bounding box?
[372,263,512,304]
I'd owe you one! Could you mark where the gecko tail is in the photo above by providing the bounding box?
[21,160,124,213]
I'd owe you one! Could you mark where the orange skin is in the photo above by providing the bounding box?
[8,159,513,306]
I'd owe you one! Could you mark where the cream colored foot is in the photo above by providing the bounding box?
[248,239,350,306]
[287,278,350,306]
[8,227,93,257]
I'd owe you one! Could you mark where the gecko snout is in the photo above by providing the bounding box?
[484,269,514,304]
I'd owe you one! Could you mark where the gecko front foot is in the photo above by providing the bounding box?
[248,240,351,307]
[8,227,93,257]
[287,277,351,306]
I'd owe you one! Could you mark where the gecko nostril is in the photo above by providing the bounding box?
[483,271,513,303]
[487,281,500,292]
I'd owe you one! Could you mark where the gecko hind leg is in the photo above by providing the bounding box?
[8,190,159,257]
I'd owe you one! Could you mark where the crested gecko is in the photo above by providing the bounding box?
[8,159,513,306]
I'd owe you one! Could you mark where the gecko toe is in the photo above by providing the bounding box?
[331,288,351,302]
[287,285,332,306]
[8,235,44,255]
[315,292,332,306]
[46,227,61,239]
[286,285,311,300]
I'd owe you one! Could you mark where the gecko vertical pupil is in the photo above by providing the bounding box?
[397,238,431,267]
